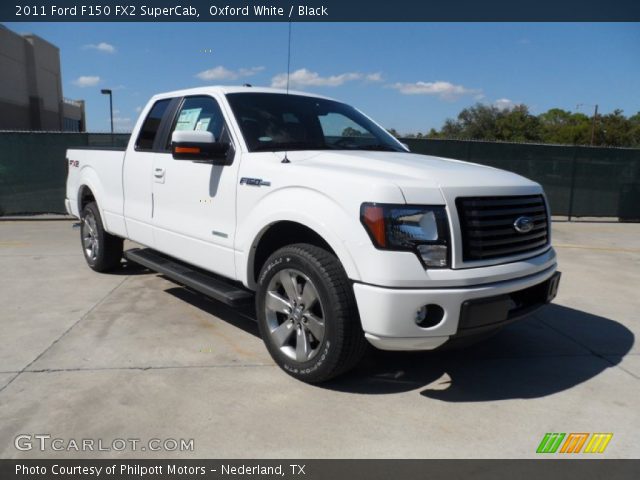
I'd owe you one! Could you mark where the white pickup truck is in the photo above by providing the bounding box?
[66,86,560,382]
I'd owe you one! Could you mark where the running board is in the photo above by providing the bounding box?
[124,248,254,307]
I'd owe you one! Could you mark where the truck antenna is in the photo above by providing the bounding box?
[286,21,292,94]
[282,21,292,164]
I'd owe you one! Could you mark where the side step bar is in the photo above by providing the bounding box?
[124,248,254,307]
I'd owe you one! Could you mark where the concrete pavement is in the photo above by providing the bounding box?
[0,220,638,458]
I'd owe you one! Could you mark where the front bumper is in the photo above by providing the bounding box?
[354,265,559,351]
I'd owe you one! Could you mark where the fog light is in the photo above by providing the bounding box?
[415,304,445,328]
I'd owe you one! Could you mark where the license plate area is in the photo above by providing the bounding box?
[457,271,561,335]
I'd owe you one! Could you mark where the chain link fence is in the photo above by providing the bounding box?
[0,133,638,220]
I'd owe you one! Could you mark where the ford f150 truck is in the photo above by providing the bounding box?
[66,86,560,382]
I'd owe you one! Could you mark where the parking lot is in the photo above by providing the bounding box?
[0,219,638,458]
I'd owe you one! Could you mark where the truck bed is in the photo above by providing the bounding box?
[65,148,126,235]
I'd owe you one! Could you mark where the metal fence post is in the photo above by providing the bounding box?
[567,146,579,221]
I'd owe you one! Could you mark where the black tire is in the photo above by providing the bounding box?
[80,201,123,272]
[256,243,367,383]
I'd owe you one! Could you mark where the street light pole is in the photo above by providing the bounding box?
[101,89,113,133]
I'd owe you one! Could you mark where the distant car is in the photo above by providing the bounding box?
[66,86,560,382]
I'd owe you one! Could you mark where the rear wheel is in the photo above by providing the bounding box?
[81,202,123,272]
[256,244,367,383]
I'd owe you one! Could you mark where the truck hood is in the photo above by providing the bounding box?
[287,150,542,203]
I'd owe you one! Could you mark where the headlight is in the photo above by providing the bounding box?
[360,203,450,268]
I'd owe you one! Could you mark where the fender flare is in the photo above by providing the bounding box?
[76,166,107,227]
[237,187,362,289]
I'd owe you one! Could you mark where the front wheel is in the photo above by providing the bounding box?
[256,244,367,383]
[81,202,123,272]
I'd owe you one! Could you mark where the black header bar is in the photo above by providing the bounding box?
[3,0,640,22]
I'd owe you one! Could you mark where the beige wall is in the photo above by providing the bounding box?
[0,27,30,109]
[0,25,84,131]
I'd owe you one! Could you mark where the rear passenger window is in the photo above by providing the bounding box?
[135,99,170,150]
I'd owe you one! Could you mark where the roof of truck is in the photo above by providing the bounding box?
[150,85,334,101]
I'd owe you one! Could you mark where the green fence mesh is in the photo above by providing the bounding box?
[404,138,640,220]
[0,132,129,216]
[0,133,638,220]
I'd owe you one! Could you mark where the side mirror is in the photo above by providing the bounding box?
[171,130,230,163]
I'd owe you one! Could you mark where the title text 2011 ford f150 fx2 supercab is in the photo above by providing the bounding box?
[66,86,560,382]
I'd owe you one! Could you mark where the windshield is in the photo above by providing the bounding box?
[226,93,406,153]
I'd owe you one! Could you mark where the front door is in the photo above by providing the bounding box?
[122,98,174,247]
[151,95,239,279]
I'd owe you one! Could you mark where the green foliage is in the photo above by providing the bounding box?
[386,128,400,138]
[342,127,366,137]
[538,109,591,145]
[496,105,543,142]
[418,104,640,148]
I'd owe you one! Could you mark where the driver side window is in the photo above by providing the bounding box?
[167,96,228,149]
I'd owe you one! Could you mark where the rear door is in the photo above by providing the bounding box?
[122,98,178,247]
[150,94,240,279]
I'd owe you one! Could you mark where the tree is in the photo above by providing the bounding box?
[537,109,589,145]
[426,103,542,142]
[599,109,633,147]
[398,104,640,147]
[495,105,542,142]
[438,118,464,138]
[455,104,501,139]
[342,127,366,137]
[629,112,640,147]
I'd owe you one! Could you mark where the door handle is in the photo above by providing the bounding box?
[154,168,165,178]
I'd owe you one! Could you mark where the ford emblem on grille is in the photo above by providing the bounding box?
[513,216,534,233]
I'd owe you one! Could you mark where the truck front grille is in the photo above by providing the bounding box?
[456,195,549,261]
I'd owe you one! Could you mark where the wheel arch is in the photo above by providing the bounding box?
[236,186,364,289]
[77,184,97,217]
[243,218,360,290]
[75,165,108,227]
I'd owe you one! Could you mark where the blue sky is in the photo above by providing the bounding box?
[5,22,640,133]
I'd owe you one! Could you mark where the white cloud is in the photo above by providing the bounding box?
[73,76,101,87]
[365,72,383,82]
[196,65,264,81]
[84,42,116,54]
[389,81,480,100]
[135,106,143,113]
[113,116,133,132]
[271,69,371,89]
[494,98,516,110]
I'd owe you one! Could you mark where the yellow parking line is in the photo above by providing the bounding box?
[554,243,640,254]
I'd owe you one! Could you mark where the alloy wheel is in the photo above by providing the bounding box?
[264,268,326,362]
